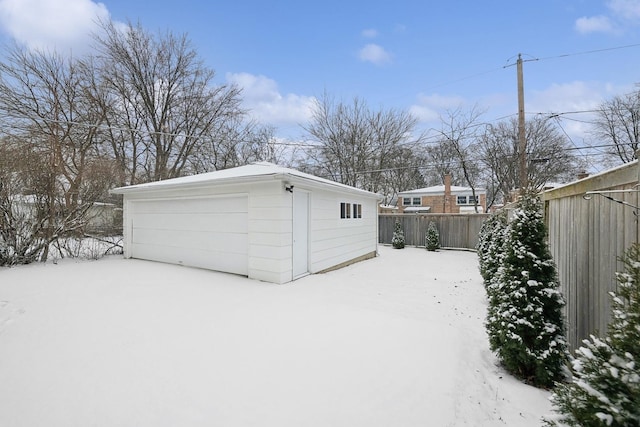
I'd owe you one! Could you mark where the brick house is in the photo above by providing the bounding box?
[397,174,487,214]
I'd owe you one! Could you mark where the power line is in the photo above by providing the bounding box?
[2,109,634,159]
[0,113,626,153]
[550,115,600,171]
[536,43,640,62]
[401,42,640,107]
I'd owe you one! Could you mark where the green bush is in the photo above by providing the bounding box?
[477,210,507,292]
[485,191,567,388]
[425,221,439,251]
[391,219,405,249]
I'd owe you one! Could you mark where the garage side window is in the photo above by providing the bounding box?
[340,202,351,218]
[341,202,362,219]
[353,203,362,218]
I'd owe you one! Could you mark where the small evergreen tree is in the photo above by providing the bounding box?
[547,244,640,426]
[391,219,405,249]
[477,210,507,291]
[425,221,439,251]
[485,191,567,388]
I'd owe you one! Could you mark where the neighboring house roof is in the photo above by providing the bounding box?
[399,185,486,195]
[403,206,431,213]
[459,206,484,213]
[111,162,380,199]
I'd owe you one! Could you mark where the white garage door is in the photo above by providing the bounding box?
[129,195,248,275]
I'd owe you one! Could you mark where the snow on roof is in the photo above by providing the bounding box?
[458,206,484,213]
[543,160,638,194]
[399,185,485,195]
[111,162,379,198]
[403,206,431,213]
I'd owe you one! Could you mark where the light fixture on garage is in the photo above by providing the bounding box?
[285,182,294,193]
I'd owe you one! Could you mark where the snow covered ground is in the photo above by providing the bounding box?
[0,245,551,426]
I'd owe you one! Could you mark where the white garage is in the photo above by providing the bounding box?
[128,195,248,275]
[111,162,381,284]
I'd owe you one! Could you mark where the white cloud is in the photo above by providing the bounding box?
[361,28,378,38]
[608,0,640,20]
[409,93,467,123]
[575,15,614,34]
[527,80,631,142]
[226,72,316,126]
[358,43,392,65]
[0,0,110,53]
[529,81,607,113]
[574,0,640,34]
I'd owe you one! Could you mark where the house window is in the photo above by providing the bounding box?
[402,197,421,206]
[457,195,479,205]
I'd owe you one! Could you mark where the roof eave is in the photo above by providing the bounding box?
[110,171,380,199]
[109,173,278,195]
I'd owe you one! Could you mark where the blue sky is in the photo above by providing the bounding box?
[1,0,640,150]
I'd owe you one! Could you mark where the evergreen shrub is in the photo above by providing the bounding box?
[391,219,405,249]
[485,191,567,388]
[425,221,439,251]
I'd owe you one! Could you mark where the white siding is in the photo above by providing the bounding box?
[308,188,378,273]
[247,181,293,283]
[128,195,248,275]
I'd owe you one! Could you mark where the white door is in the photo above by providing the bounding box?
[292,190,309,279]
[129,195,248,275]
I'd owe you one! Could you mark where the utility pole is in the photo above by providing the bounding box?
[505,53,536,194]
[517,53,527,192]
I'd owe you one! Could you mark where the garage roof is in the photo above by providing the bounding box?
[111,162,379,198]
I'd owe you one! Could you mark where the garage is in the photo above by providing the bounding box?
[129,195,248,275]
[111,162,381,284]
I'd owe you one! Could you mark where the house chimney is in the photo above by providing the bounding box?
[444,173,451,197]
[444,173,452,213]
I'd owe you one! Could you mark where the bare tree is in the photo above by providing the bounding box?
[302,93,425,199]
[376,148,428,205]
[234,124,289,166]
[0,44,119,262]
[0,135,50,265]
[427,106,485,212]
[480,116,585,204]
[93,20,245,183]
[591,90,640,164]
[189,119,288,172]
[477,121,516,207]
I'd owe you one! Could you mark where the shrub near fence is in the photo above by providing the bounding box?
[379,213,489,250]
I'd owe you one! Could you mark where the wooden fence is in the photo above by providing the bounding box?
[379,213,489,250]
[543,161,639,350]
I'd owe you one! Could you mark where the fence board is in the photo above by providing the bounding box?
[543,161,639,350]
[379,213,489,250]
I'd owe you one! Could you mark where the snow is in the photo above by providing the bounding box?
[0,246,551,426]
[110,161,376,198]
